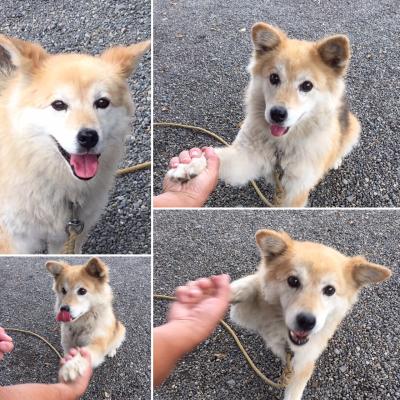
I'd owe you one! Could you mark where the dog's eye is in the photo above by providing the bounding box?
[51,100,68,111]
[299,81,313,92]
[287,276,301,288]
[94,97,110,109]
[269,73,280,85]
[323,285,335,296]
[61,287,67,295]
[77,288,87,296]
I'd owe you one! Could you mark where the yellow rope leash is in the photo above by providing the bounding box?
[4,327,62,360]
[153,121,279,207]
[117,161,151,176]
[154,294,292,389]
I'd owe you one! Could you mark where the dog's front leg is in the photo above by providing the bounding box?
[279,166,321,207]
[215,145,265,186]
[283,358,315,400]
[230,274,260,303]
[280,189,310,208]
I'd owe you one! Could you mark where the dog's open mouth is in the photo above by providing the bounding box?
[54,139,100,180]
[270,124,290,137]
[288,329,310,346]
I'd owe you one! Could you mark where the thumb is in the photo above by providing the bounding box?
[202,147,220,174]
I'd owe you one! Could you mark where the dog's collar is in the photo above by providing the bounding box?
[65,202,84,235]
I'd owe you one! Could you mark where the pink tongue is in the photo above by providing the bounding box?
[270,125,287,137]
[70,154,99,179]
[56,310,72,322]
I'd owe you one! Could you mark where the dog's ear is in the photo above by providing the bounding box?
[349,256,392,287]
[0,35,48,73]
[255,229,291,260]
[101,40,151,79]
[316,35,350,74]
[251,22,285,55]
[46,261,66,278]
[85,257,109,281]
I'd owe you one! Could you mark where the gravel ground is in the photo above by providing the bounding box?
[153,0,400,207]
[153,210,400,399]
[0,0,151,254]
[0,256,151,400]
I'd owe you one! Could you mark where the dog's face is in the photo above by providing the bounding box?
[249,22,350,138]
[256,230,391,347]
[46,257,112,323]
[0,35,150,180]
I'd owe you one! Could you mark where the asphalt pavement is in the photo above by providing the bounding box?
[153,0,400,207]
[0,256,151,400]
[154,209,400,399]
[0,0,151,254]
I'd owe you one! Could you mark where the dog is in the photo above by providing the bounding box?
[46,257,126,381]
[230,229,391,400]
[0,35,150,253]
[167,22,360,207]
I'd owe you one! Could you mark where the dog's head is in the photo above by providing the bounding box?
[255,229,391,347]
[0,35,150,180]
[46,257,112,323]
[248,22,350,138]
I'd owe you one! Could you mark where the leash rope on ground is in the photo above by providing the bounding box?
[154,294,293,389]
[4,328,62,360]
[153,121,286,208]
[62,160,151,255]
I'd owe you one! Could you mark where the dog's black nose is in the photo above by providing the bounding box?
[60,305,70,312]
[77,128,99,150]
[296,313,316,331]
[270,106,288,123]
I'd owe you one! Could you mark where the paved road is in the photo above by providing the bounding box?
[0,256,151,400]
[0,0,151,254]
[154,210,400,399]
[153,0,400,207]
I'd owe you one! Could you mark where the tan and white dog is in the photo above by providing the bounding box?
[230,229,391,400]
[46,257,125,381]
[167,22,360,207]
[0,36,150,253]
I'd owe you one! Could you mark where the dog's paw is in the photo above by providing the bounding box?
[333,158,343,170]
[230,279,248,304]
[107,348,117,358]
[166,155,207,183]
[59,353,89,382]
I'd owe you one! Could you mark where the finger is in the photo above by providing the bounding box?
[68,348,78,357]
[189,148,202,158]
[186,286,203,301]
[0,341,14,353]
[175,285,190,302]
[212,274,231,301]
[195,277,213,290]
[203,147,220,173]
[169,156,180,169]
[178,150,191,164]
[0,333,13,342]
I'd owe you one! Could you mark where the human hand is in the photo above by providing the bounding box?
[0,327,14,361]
[159,147,220,207]
[168,274,231,348]
[59,348,93,399]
